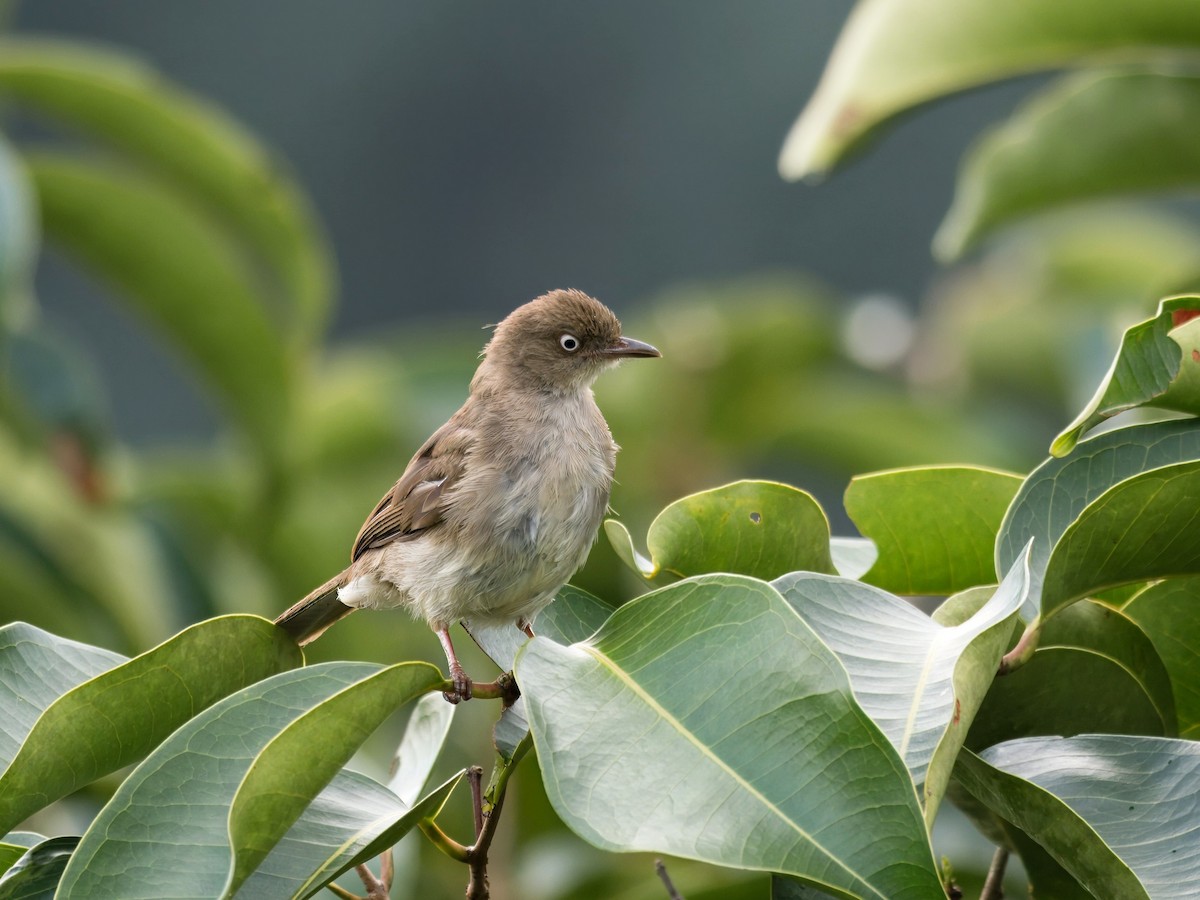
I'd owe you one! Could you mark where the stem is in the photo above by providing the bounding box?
[997,622,1040,675]
[464,733,534,900]
[326,885,359,900]
[468,766,484,839]
[655,859,685,899]
[419,818,471,863]
[354,862,390,900]
[980,847,1008,900]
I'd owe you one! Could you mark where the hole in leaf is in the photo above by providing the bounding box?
[749,512,762,524]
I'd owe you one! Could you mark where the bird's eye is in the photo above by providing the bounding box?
[559,334,580,352]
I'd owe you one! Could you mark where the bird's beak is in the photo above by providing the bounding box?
[602,336,661,358]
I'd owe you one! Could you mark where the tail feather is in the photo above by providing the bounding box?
[275,570,355,646]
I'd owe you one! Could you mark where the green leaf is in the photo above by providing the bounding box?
[0,133,36,328]
[966,600,1175,751]
[467,584,616,761]
[0,836,77,900]
[0,38,333,343]
[28,153,293,460]
[0,622,124,772]
[605,481,835,581]
[1040,460,1200,618]
[0,834,41,878]
[1052,296,1200,455]
[1123,577,1200,739]
[996,419,1200,620]
[956,735,1200,899]
[57,661,443,899]
[386,692,455,805]
[236,770,461,900]
[779,0,1200,179]
[937,72,1200,259]
[844,466,1022,594]
[518,574,943,899]
[0,615,301,834]
[773,549,1028,826]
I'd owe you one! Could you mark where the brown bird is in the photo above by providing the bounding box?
[275,289,659,702]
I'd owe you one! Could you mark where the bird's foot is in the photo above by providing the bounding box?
[443,663,473,704]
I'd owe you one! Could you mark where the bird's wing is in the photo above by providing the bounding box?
[351,416,472,560]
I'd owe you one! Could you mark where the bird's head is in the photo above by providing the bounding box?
[479,289,660,394]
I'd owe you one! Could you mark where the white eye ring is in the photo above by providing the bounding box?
[559,333,580,352]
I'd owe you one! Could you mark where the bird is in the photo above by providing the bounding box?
[275,289,660,702]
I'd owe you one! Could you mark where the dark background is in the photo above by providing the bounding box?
[13,1,1025,443]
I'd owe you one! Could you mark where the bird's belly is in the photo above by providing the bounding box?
[366,473,608,628]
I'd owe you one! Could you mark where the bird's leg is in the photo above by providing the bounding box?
[517,618,535,639]
[436,625,472,704]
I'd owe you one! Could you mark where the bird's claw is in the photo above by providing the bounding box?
[443,664,473,704]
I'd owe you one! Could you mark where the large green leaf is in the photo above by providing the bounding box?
[386,692,456,805]
[467,584,617,761]
[57,661,443,899]
[28,154,293,460]
[996,419,1200,619]
[937,72,1200,259]
[966,600,1175,751]
[774,550,1027,826]
[517,574,943,899]
[844,466,1021,595]
[0,133,36,328]
[605,480,835,581]
[1040,460,1200,618]
[1052,297,1200,456]
[1123,577,1200,739]
[236,770,461,900]
[0,38,333,343]
[955,735,1200,899]
[0,836,77,900]
[779,0,1200,178]
[0,622,124,772]
[0,616,301,834]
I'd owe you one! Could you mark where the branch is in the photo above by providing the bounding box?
[655,859,685,899]
[997,622,1040,675]
[980,847,1009,900]
[465,732,534,900]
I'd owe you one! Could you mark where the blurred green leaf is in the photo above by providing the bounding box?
[0,836,77,900]
[605,480,835,581]
[1040,459,1200,618]
[996,419,1200,620]
[956,735,1200,899]
[0,616,301,834]
[966,600,1175,751]
[518,574,943,899]
[774,549,1027,826]
[236,770,461,900]
[0,133,36,329]
[1053,297,1200,455]
[0,37,333,343]
[844,466,1022,594]
[1123,577,1200,739]
[937,72,1200,259]
[779,0,1200,178]
[57,661,441,899]
[28,153,292,461]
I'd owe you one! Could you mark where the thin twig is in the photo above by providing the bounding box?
[354,862,390,900]
[379,848,394,893]
[468,766,485,839]
[655,859,685,899]
[466,782,506,899]
[980,847,1009,900]
[326,884,360,900]
[419,818,471,862]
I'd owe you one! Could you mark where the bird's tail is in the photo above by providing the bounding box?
[275,570,355,646]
